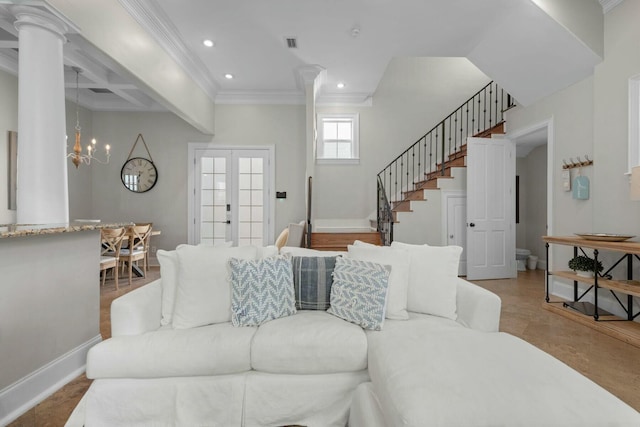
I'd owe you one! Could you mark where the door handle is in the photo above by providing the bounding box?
[469,223,476,227]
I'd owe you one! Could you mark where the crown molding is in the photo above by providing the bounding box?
[215,89,374,107]
[295,64,326,91]
[216,91,306,105]
[317,93,373,107]
[118,0,219,101]
[598,0,624,13]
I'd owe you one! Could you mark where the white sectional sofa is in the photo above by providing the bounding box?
[70,243,640,426]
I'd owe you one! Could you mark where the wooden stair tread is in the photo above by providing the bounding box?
[310,232,382,251]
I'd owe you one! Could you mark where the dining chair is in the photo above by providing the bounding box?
[135,222,153,273]
[100,227,127,290]
[120,223,152,287]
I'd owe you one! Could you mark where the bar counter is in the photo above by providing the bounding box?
[0,221,130,423]
[0,221,132,239]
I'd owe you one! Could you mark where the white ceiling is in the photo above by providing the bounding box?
[0,0,617,112]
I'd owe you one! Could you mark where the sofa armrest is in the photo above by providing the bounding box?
[455,278,501,332]
[111,279,162,337]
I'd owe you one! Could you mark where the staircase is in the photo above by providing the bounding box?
[377,82,514,245]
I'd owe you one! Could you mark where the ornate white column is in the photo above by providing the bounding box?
[13,6,69,224]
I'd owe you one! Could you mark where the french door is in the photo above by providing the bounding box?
[189,145,273,246]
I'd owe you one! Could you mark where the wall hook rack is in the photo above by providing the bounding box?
[562,155,593,170]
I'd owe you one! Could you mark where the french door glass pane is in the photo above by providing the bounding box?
[200,155,228,245]
[237,156,265,246]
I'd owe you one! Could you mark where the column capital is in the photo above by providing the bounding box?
[296,65,326,95]
[11,5,70,42]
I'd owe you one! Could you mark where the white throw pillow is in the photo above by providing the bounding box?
[157,249,178,326]
[172,245,258,329]
[257,245,279,259]
[280,246,346,257]
[352,240,379,247]
[391,241,462,320]
[347,244,410,320]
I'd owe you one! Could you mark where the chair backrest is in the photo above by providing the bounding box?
[101,227,127,257]
[129,223,152,251]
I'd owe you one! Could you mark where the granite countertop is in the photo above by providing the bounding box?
[0,221,134,239]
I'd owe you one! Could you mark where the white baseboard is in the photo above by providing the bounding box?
[537,260,547,270]
[0,335,101,426]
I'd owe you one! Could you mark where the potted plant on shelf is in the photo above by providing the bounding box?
[568,255,603,278]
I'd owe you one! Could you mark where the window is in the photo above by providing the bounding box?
[316,113,359,163]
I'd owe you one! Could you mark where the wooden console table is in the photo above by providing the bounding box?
[542,236,640,347]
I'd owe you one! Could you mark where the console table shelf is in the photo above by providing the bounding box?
[543,236,640,347]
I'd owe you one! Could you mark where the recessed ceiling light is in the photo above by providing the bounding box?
[203,39,214,47]
[337,82,345,89]
[224,73,234,79]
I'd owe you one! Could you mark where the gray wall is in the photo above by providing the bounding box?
[515,145,547,260]
[316,57,489,220]
[89,111,212,252]
[89,105,307,252]
[0,69,18,224]
[506,0,640,317]
[213,104,307,237]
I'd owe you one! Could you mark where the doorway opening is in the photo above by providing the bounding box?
[510,120,553,272]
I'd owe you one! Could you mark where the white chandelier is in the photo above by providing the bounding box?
[67,67,110,168]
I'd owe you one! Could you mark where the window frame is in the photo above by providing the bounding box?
[316,113,360,164]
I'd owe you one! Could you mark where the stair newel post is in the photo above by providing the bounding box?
[394,161,398,205]
[411,147,415,189]
[429,133,433,176]
[440,121,446,176]
[388,168,392,206]
[376,176,380,238]
[477,94,482,134]
[413,139,422,187]
[447,116,452,161]
[489,83,493,128]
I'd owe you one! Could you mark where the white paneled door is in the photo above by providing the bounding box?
[466,137,516,280]
[191,147,272,246]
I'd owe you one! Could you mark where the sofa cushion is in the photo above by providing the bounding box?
[346,244,409,320]
[391,241,462,320]
[367,314,640,427]
[251,311,368,374]
[327,257,391,331]
[172,245,258,329]
[291,255,337,310]
[87,322,256,379]
[229,256,296,326]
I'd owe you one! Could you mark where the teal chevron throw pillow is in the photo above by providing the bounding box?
[229,256,297,327]
[327,257,391,330]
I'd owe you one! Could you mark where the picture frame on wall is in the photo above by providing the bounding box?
[7,130,17,210]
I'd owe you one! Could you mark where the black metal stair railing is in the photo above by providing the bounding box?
[376,81,515,244]
[377,176,394,246]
